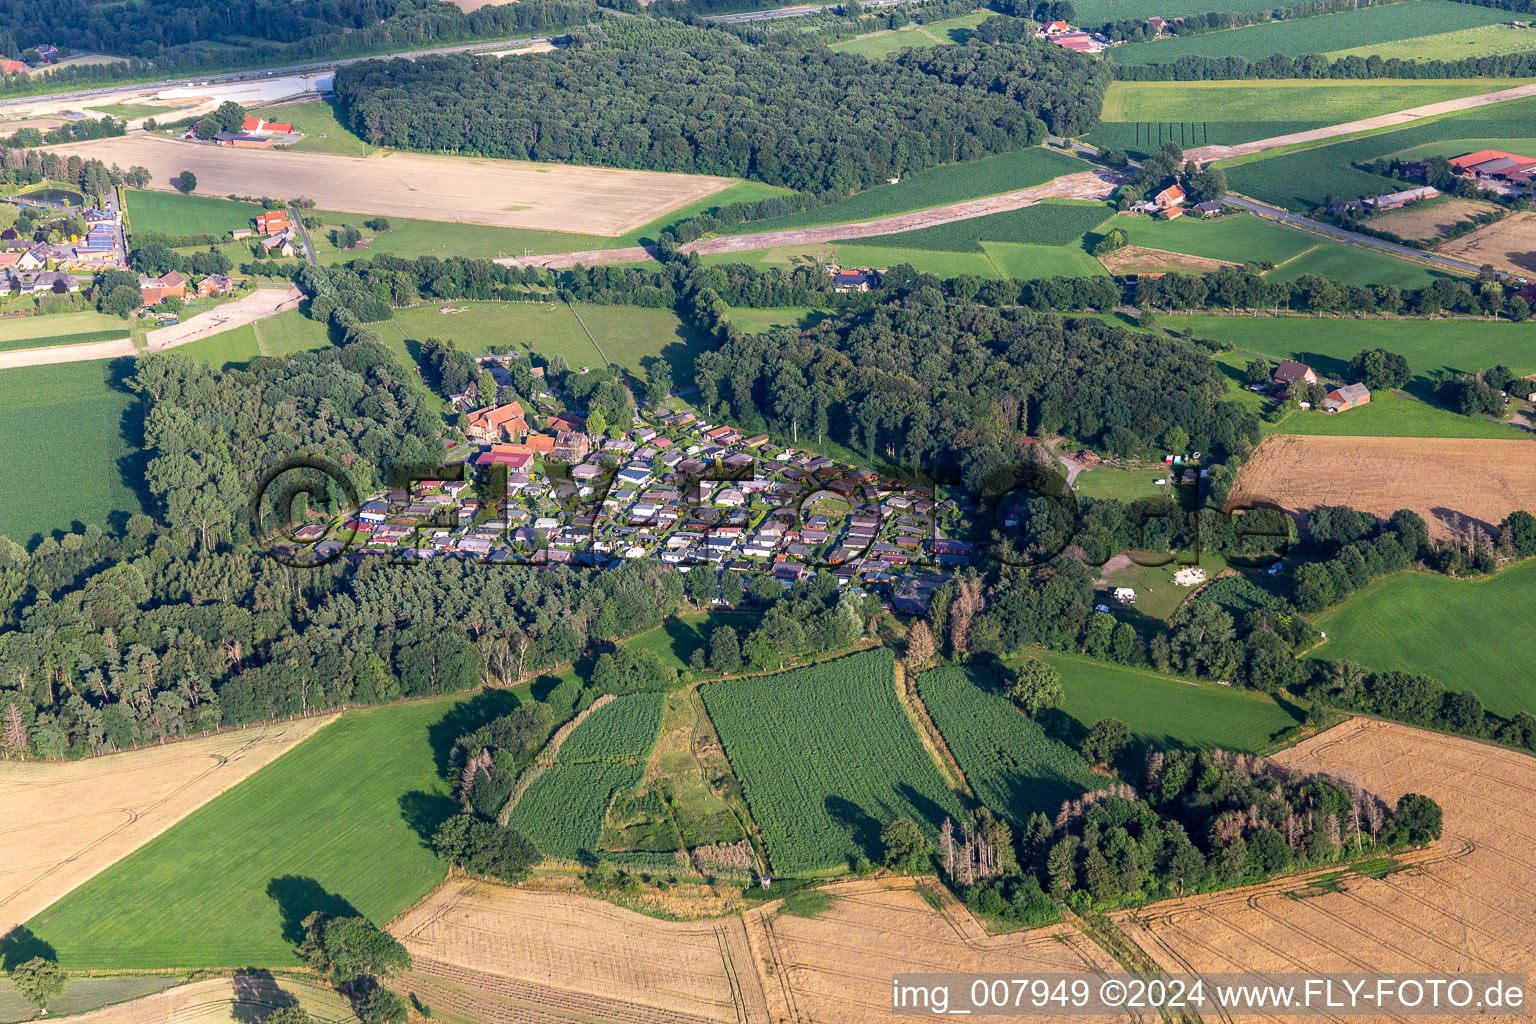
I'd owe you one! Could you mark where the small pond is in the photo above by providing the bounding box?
[18,188,86,206]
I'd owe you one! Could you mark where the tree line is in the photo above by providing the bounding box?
[331,19,1107,193]
[1113,49,1536,81]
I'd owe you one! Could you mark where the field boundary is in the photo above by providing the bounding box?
[496,693,616,825]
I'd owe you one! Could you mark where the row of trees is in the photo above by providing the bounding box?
[1113,48,1536,81]
[332,19,1107,192]
[0,114,123,150]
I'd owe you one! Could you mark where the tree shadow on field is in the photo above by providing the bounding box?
[399,790,458,849]
[265,876,360,947]
[825,795,881,862]
[895,783,954,836]
[426,688,523,778]
[0,926,55,971]
[229,970,298,1024]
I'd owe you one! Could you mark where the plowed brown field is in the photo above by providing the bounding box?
[1227,434,1536,539]
[1117,718,1536,1022]
[0,716,334,934]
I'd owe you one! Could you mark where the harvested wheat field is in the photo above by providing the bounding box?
[389,879,770,1024]
[1439,210,1536,277]
[43,136,736,235]
[1118,719,1536,1021]
[0,716,334,935]
[1365,198,1500,242]
[54,976,354,1024]
[744,878,1120,1024]
[1097,245,1236,275]
[1228,434,1536,540]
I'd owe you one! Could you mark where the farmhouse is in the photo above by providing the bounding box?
[1323,382,1371,412]
[1367,186,1439,210]
[1450,149,1536,181]
[1153,184,1186,209]
[1273,359,1317,387]
[0,59,26,74]
[260,229,298,257]
[255,210,290,235]
[832,270,879,292]
[241,116,297,135]
[466,402,529,442]
[138,270,187,305]
[196,274,234,297]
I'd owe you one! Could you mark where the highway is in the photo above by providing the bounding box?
[0,34,563,111]
[708,0,920,23]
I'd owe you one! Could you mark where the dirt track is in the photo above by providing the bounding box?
[144,285,305,351]
[45,134,737,235]
[500,170,1120,269]
[1186,80,1536,164]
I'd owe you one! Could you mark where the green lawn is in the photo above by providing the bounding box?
[1267,388,1528,439]
[83,103,169,119]
[718,148,1086,236]
[252,99,371,157]
[1160,315,1536,399]
[0,359,144,546]
[24,692,523,969]
[125,190,266,238]
[1264,243,1450,289]
[1043,652,1305,753]
[1099,79,1533,123]
[982,241,1110,279]
[1323,23,1536,61]
[721,306,833,335]
[830,11,991,57]
[1307,560,1536,716]
[1073,466,1170,500]
[1111,1,1510,64]
[1114,213,1316,266]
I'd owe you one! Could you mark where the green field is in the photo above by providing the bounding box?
[1112,213,1317,266]
[1043,652,1305,752]
[1076,0,1284,22]
[1308,560,1536,716]
[1268,388,1529,438]
[23,694,518,968]
[915,665,1098,831]
[1099,79,1531,123]
[0,328,129,353]
[1225,96,1536,210]
[701,648,964,874]
[0,976,186,1024]
[0,311,128,344]
[1264,243,1449,289]
[83,103,168,119]
[1323,22,1536,60]
[172,311,333,370]
[721,306,833,335]
[1161,315,1536,398]
[1085,120,1329,160]
[125,190,265,237]
[981,241,1111,279]
[1391,136,1536,162]
[505,693,666,859]
[0,359,144,545]
[251,99,371,157]
[1073,466,1170,500]
[853,201,1113,252]
[830,10,991,57]
[719,148,1086,236]
[1110,1,1510,65]
[702,242,999,279]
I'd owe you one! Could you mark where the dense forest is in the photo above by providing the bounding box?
[331,20,1108,192]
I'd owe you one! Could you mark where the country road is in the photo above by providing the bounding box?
[498,170,1121,269]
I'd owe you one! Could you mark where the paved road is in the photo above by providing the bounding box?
[1222,195,1486,276]
[0,34,563,111]
[287,202,319,266]
[709,0,918,22]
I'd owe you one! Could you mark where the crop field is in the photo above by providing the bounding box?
[0,311,128,345]
[721,305,832,335]
[1098,79,1530,124]
[1225,96,1536,210]
[1307,559,1536,716]
[1439,210,1536,277]
[1086,120,1329,160]
[1160,314,1535,396]
[0,718,334,939]
[23,694,503,969]
[55,135,738,235]
[1323,21,1536,60]
[1268,389,1529,439]
[1119,718,1536,995]
[125,189,264,237]
[1364,196,1500,241]
[1264,243,1449,289]
[391,880,770,1024]
[1110,1,1510,65]
[0,329,130,354]
[504,693,665,859]
[1228,434,1536,541]
[1076,0,1291,22]
[745,878,1119,1023]
[718,147,1085,236]
[982,240,1110,278]
[702,648,964,874]
[830,11,991,57]
[0,976,189,1024]
[1043,652,1303,754]
[0,359,144,545]
[854,200,1112,251]
[1113,212,1317,266]
[3,977,354,1024]
[702,242,999,279]
[915,665,1097,831]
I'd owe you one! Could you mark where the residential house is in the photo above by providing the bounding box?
[138,270,187,305]
[832,270,879,292]
[555,430,589,462]
[260,229,298,257]
[1159,205,1184,220]
[0,59,27,74]
[1042,19,1071,33]
[1192,200,1223,217]
[1272,360,1317,388]
[256,210,291,235]
[1153,183,1186,209]
[465,402,528,442]
[27,270,78,294]
[17,245,48,271]
[1323,382,1371,412]
[196,274,234,297]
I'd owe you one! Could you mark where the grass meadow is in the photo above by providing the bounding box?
[1120,213,1316,265]
[174,310,333,369]
[1322,23,1536,61]
[702,242,999,279]
[1263,243,1449,289]
[854,201,1113,251]
[982,241,1109,278]
[1073,466,1170,500]
[1085,120,1328,160]
[252,99,372,157]
[720,306,833,335]
[830,11,991,58]
[0,311,129,352]
[1307,560,1536,716]
[24,691,528,969]
[1267,389,1529,438]
[1098,79,1530,123]
[1110,0,1509,65]
[0,359,144,546]
[125,190,265,237]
